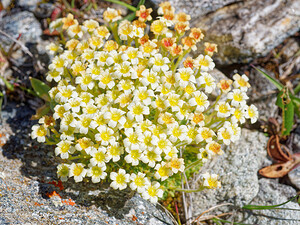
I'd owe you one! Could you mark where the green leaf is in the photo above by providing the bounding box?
[0,75,14,91]
[30,104,50,120]
[104,0,137,11]
[137,0,145,8]
[243,195,299,210]
[252,65,284,90]
[294,82,300,95]
[30,77,51,102]
[276,89,294,136]
[123,12,136,21]
[50,100,57,112]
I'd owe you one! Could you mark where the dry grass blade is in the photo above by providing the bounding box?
[0,30,33,58]
[195,212,233,224]
[191,203,233,223]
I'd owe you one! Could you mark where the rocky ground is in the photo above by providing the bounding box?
[0,0,300,224]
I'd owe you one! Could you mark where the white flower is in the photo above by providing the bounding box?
[117,79,135,94]
[231,106,247,124]
[197,148,212,163]
[97,69,115,89]
[227,89,249,107]
[197,127,215,143]
[149,54,170,72]
[95,125,116,146]
[77,114,93,134]
[168,157,185,173]
[141,69,160,89]
[69,163,87,182]
[127,103,149,123]
[107,143,123,162]
[175,67,196,87]
[60,112,77,131]
[138,130,153,150]
[110,169,130,190]
[151,133,172,154]
[55,140,75,159]
[123,128,140,149]
[245,104,259,123]
[87,165,107,183]
[130,172,150,193]
[125,47,142,65]
[186,125,198,143]
[224,121,241,142]
[198,72,216,94]
[90,147,109,167]
[202,172,221,189]
[125,148,142,165]
[142,182,163,203]
[57,164,69,182]
[31,124,48,142]
[189,91,209,112]
[217,126,234,145]
[104,108,126,128]
[195,55,215,71]
[154,162,172,181]
[46,70,62,82]
[64,97,81,113]
[215,102,233,118]
[206,141,223,155]
[167,124,187,143]
[233,74,250,91]
[167,93,184,112]
[141,149,162,167]
[133,87,154,106]
[75,137,94,153]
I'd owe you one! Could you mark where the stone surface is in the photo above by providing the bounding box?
[288,167,300,190]
[1,0,12,9]
[34,3,55,19]
[0,103,175,225]
[0,11,42,51]
[247,67,278,122]
[192,129,269,215]
[151,0,239,23]
[191,0,300,64]
[17,0,41,12]
[239,179,300,225]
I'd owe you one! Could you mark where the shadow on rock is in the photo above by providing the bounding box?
[0,102,143,220]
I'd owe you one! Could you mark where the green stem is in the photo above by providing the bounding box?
[104,0,137,11]
[109,23,121,45]
[168,185,205,193]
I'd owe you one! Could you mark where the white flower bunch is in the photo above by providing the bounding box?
[31,2,258,203]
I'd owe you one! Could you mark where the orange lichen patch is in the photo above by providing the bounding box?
[62,198,75,206]
[34,202,44,206]
[48,180,64,190]
[47,191,61,198]
[132,215,138,221]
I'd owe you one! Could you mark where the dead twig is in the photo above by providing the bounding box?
[0,30,33,58]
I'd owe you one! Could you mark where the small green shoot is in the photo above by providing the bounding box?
[252,65,300,137]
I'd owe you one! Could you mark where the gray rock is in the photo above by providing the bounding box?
[0,11,42,52]
[1,0,12,9]
[17,0,42,12]
[34,3,56,19]
[0,103,175,225]
[288,166,300,190]
[192,129,269,216]
[281,38,300,60]
[247,67,278,122]
[240,178,300,225]
[191,0,300,64]
[151,0,239,23]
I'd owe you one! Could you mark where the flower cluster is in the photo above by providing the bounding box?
[32,2,258,203]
